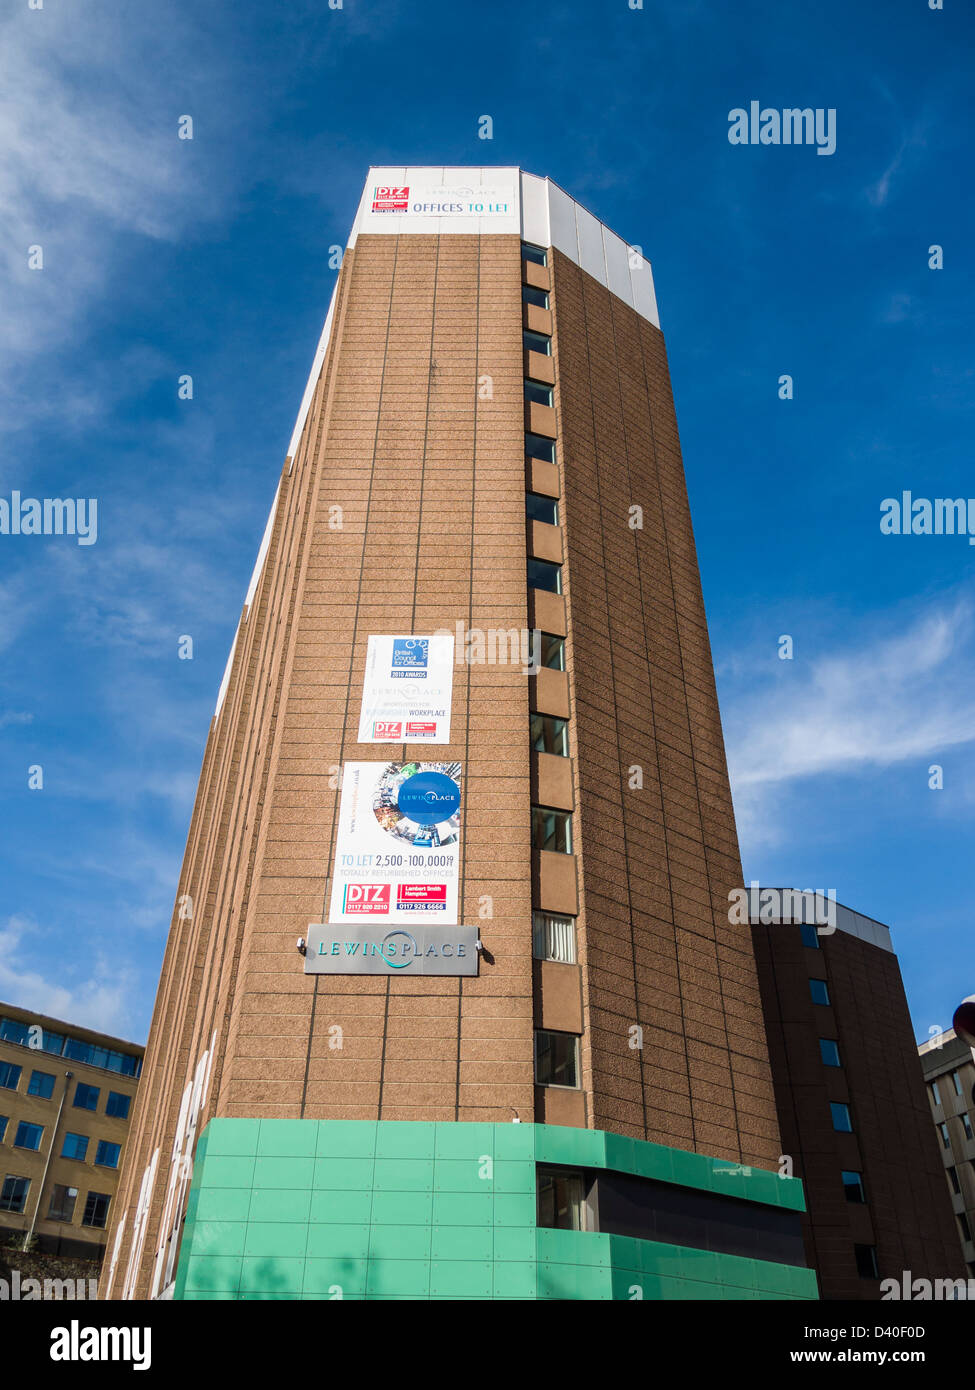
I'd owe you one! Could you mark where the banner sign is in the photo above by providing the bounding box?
[326,762,462,928]
[303,923,479,977]
[357,635,454,744]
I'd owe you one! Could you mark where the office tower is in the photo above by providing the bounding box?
[919,1027,975,1275]
[0,1001,142,1263]
[103,168,814,1302]
[750,892,966,1299]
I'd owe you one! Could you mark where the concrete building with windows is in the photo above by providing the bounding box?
[750,895,966,1299]
[103,167,818,1302]
[919,1026,975,1276]
[0,1001,143,1262]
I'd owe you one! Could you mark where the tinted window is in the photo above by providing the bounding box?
[841,1170,865,1203]
[526,492,558,526]
[13,1121,43,1151]
[62,1132,89,1162]
[819,1039,841,1067]
[525,433,556,464]
[523,329,551,355]
[522,285,549,308]
[73,1082,100,1111]
[524,380,554,407]
[809,978,830,1006]
[534,1031,579,1088]
[94,1140,121,1169]
[27,1070,56,1099]
[831,1102,852,1133]
[105,1091,131,1120]
[530,714,568,757]
[522,243,548,266]
[82,1191,111,1229]
[531,807,572,853]
[527,559,561,594]
[0,1062,22,1091]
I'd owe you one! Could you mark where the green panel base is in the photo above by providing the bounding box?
[173,1120,818,1301]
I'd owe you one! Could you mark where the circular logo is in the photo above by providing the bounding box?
[380,930,417,969]
[396,771,461,826]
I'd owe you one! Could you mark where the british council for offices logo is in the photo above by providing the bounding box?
[397,771,461,826]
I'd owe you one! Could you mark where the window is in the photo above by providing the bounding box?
[0,1175,29,1213]
[532,912,577,964]
[0,1116,6,1142]
[855,1244,879,1279]
[534,1030,580,1088]
[960,1213,973,1243]
[13,1121,43,1152]
[799,922,820,949]
[830,1102,852,1133]
[931,1080,942,1107]
[809,978,830,1006]
[530,714,569,758]
[0,1062,22,1091]
[27,1070,55,1099]
[522,243,548,266]
[525,433,556,465]
[73,1082,100,1112]
[939,1122,951,1150]
[522,284,549,309]
[527,558,562,594]
[523,329,551,355]
[948,1166,961,1195]
[537,1169,586,1230]
[94,1140,121,1169]
[953,1071,964,1097]
[48,1184,78,1223]
[81,1191,111,1230]
[962,1113,974,1142]
[526,492,558,526]
[105,1091,131,1121]
[524,380,554,408]
[841,1170,865,1203]
[62,1132,89,1162]
[539,633,565,670]
[531,807,572,854]
[819,1039,841,1068]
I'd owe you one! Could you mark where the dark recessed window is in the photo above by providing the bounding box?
[73,1082,100,1112]
[530,714,568,758]
[534,1030,580,1088]
[0,1062,22,1091]
[960,1213,972,1243]
[962,1113,974,1142]
[809,978,830,1006]
[931,1080,942,1107]
[82,1191,111,1230]
[952,1071,964,1097]
[526,492,558,526]
[0,1116,6,1143]
[27,1070,56,1100]
[841,1170,865,1203]
[62,1132,89,1162]
[94,1140,121,1169]
[830,1102,853,1133]
[13,1121,43,1152]
[524,380,554,408]
[48,1184,78,1223]
[522,284,549,309]
[527,559,562,594]
[523,329,551,355]
[819,1039,841,1068]
[855,1244,879,1279]
[539,633,565,670]
[105,1091,131,1120]
[531,807,572,854]
[948,1166,961,1195]
[525,433,556,465]
[0,1175,29,1213]
[537,1168,586,1229]
[532,912,577,964]
[799,923,820,949]
[940,1122,951,1150]
[522,243,548,266]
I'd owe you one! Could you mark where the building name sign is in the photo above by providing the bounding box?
[303,924,479,976]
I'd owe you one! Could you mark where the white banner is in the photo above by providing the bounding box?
[328,762,462,926]
[357,635,453,744]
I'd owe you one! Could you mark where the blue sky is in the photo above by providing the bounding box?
[0,0,972,1044]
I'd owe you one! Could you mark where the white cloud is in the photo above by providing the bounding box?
[727,602,975,790]
[0,916,141,1040]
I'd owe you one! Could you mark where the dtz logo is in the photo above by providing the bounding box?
[344,884,391,915]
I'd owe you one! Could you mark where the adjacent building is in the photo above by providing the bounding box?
[0,1002,143,1262]
[103,166,817,1302]
[750,894,966,1299]
[919,1027,975,1275]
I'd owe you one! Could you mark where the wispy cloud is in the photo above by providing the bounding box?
[0,916,141,1040]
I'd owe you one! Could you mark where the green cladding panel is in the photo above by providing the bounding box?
[173,1120,818,1301]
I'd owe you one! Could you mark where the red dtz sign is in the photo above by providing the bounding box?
[372,186,409,212]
